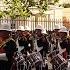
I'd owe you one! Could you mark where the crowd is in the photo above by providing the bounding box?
[0,22,70,70]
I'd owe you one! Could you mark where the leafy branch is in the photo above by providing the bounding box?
[0,0,59,19]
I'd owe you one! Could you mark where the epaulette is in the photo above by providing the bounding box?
[8,38,15,42]
[0,38,15,48]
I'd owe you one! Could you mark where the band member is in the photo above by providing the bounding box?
[24,26,34,52]
[35,24,49,57]
[51,24,60,51]
[17,26,25,52]
[0,22,17,70]
[42,29,48,36]
[53,24,60,35]
[34,24,49,70]
[17,26,34,54]
[58,26,68,59]
[47,30,54,53]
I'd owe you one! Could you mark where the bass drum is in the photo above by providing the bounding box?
[26,52,42,67]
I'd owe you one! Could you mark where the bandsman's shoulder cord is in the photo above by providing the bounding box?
[0,38,15,48]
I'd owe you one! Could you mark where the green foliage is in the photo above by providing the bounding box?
[0,11,6,19]
[60,3,70,8]
[0,0,59,19]
[27,0,36,7]
[3,0,31,19]
[36,0,48,11]
[54,0,59,3]
[0,11,3,18]
[36,0,59,11]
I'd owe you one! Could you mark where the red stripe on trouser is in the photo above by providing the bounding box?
[62,51,67,59]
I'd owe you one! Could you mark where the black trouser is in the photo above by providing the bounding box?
[39,49,47,58]
[0,60,10,70]
[36,62,42,70]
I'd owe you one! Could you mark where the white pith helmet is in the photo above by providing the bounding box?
[58,26,68,33]
[42,29,47,34]
[35,24,44,30]
[0,22,11,31]
[17,26,24,31]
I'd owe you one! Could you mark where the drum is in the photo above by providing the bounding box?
[51,54,67,70]
[26,52,42,67]
[14,52,25,64]
[48,49,59,59]
[11,52,26,70]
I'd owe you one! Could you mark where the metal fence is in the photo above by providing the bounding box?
[0,15,63,31]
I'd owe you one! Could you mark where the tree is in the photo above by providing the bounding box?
[59,3,70,8]
[3,0,32,19]
[0,11,4,18]
[0,0,59,19]
[4,0,59,17]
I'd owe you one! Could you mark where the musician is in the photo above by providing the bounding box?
[51,24,60,51]
[34,24,49,70]
[35,24,49,57]
[0,22,17,70]
[58,26,68,59]
[17,26,25,52]
[24,26,34,53]
[17,26,34,54]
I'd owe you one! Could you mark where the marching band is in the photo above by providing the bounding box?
[0,22,70,70]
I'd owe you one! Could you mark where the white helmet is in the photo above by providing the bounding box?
[17,26,24,31]
[35,24,43,30]
[12,29,17,32]
[42,29,47,34]
[54,24,60,30]
[0,22,11,31]
[25,26,31,31]
[58,26,68,33]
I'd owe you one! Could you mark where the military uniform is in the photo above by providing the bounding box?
[35,24,48,70]
[37,35,49,57]
[35,24,49,57]
[0,22,17,70]
[0,38,17,70]
[59,26,68,59]
[17,26,33,54]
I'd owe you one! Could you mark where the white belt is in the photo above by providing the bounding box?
[0,53,8,61]
[37,46,43,52]
[18,46,24,52]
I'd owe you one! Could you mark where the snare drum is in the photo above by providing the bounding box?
[26,52,42,66]
[12,52,26,70]
[51,54,67,70]
[48,49,59,59]
[14,52,25,63]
